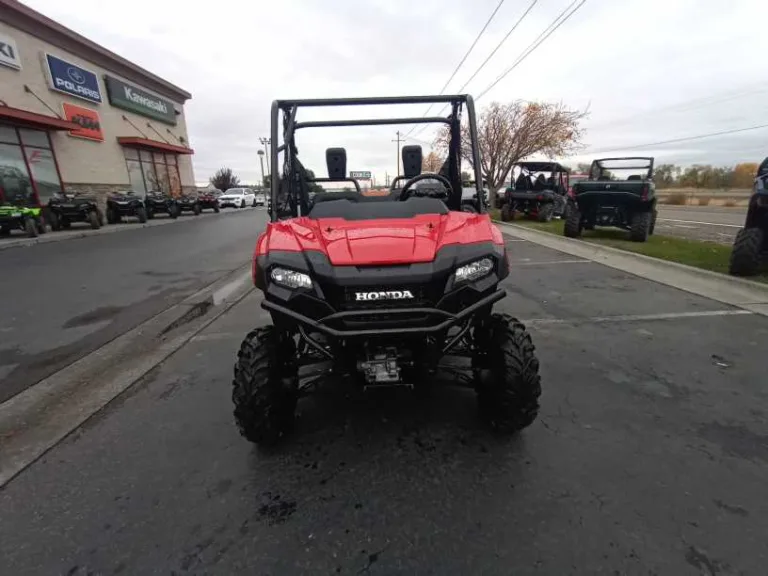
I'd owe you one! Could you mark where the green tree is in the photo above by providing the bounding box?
[654,164,680,188]
[210,167,240,191]
[576,163,591,173]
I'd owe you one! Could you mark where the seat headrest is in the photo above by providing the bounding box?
[401,145,422,179]
[326,148,347,179]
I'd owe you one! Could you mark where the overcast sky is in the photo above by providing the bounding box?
[25,0,768,185]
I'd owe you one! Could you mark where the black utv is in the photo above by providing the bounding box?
[144,190,180,220]
[564,157,658,242]
[729,157,768,276]
[106,190,147,223]
[47,191,103,230]
[500,162,570,222]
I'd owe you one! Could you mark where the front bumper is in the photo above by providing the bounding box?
[262,288,505,338]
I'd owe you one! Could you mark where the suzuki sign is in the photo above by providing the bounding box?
[44,53,102,103]
[0,33,21,70]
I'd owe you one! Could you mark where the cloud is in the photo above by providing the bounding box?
[23,0,768,184]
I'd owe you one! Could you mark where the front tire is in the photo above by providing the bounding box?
[564,206,582,238]
[106,206,117,224]
[213,205,220,213]
[729,227,764,276]
[137,206,148,223]
[88,210,100,229]
[474,313,541,433]
[25,218,38,238]
[537,203,554,222]
[629,210,651,242]
[233,326,298,445]
[193,203,202,216]
[240,200,246,209]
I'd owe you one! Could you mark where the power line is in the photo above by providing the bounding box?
[409,0,539,138]
[589,82,768,130]
[584,122,768,154]
[405,0,507,136]
[476,0,587,100]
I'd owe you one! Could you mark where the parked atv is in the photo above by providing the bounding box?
[232,95,542,446]
[176,193,202,216]
[144,190,180,220]
[47,191,103,230]
[565,157,657,242]
[500,162,570,222]
[0,203,45,238]
[197,190,221,213]
[106,190,147,223]
[729,158,768,276]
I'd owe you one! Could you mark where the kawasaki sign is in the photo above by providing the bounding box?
[104,75,177,125]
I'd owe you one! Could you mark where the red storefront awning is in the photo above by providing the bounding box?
[117,136,194,155]
[0,104,80,131]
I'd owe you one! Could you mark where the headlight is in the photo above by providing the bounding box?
[455,258,494,283]
[270,267,312,289]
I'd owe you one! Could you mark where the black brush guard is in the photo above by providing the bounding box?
[261,288,506,338]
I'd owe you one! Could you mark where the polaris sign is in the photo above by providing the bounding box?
[355,290,414,301]
[45,54,102,104]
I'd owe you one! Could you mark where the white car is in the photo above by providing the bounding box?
[219,188,256,208]
[253,192,267,206]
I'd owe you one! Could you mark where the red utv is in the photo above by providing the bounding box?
[232,95,542,445]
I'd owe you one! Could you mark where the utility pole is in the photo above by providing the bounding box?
[391,131,403,178]
[259,137,271,174]
[257,150,266,189]
[385,171,389,187]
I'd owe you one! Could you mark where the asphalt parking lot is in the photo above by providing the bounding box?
[655,205,745,244]
[1,233,767,575]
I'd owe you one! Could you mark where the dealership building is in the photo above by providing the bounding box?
[0,0,195,213]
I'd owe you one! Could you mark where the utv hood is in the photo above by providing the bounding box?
[257,212,504,266]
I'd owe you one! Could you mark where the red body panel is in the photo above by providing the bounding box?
[255,212,504,266]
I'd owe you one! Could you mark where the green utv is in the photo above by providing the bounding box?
[564,157,658,242]
[0,173,46,238]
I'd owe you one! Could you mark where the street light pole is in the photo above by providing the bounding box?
[391,131,403,178]
[259,137,271,174]
[257,150,266,189]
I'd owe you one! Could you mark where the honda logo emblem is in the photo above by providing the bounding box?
[355,290,415,301]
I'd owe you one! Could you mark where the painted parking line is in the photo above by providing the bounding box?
[523,309,753,326]
[657,218,742,228]
[513,259,589,266]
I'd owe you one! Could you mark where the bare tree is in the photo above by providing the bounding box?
[435,100,588,206]
[422,151,444,173]
[210,167,241,192]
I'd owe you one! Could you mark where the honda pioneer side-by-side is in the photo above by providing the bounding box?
[500,162,570,222]
[564,157,658,242]
[729,157,768,276]
[232,95,542,445]
[106,190,147,223]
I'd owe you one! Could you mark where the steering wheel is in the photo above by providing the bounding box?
[398,173,454,202]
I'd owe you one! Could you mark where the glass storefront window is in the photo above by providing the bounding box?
[24,147,62,203]
[0,125,20,144]
[123,148,139,161]
[153,152,165,164]
[155,163,170,194]
[0,143,35,205]
[141,160,158,192]
[167,154,177,166]
[126,159,146,194]
[140,150,152,162]
[168,164,182,196]
[19,128,50,149]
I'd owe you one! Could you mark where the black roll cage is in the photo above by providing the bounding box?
[269,95,484,221]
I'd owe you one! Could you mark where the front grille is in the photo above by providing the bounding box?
[341,285,430,310]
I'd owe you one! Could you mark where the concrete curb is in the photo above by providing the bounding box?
[497,222,768,317]
[0,206,266,252]
[0,263,255,487]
